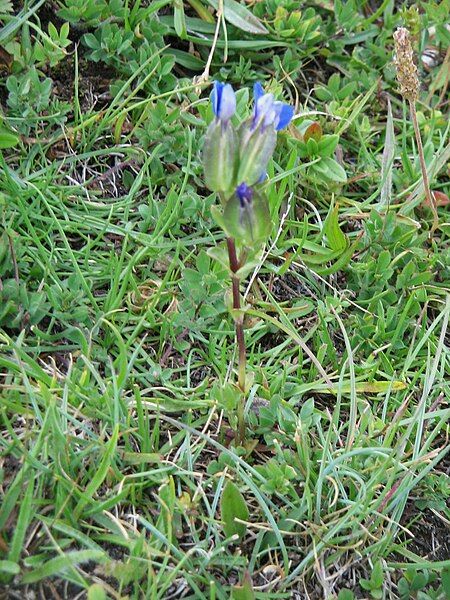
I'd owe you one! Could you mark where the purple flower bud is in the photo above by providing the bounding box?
[210,81,236,123]
[252,82,294,131]
[236,182,254,207]
[221,184,271,247]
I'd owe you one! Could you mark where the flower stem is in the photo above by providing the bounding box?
[408,99,439,236]
[226,236,246,442]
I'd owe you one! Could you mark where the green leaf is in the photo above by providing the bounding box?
[206,0,268,34]
[22,550,105,584]
[324,204,347,252]
[73,425,119,519]
[300,397,315,425]
[61,22,70,40]
[371,560,384,588]
[8,479,34,564]
[232,571,255,599]
[207,244,230,270]
[210,204,227,232]
[338,81,357,99]
[174,0,187,39]
[337,591,355,600]
[380,99,394,207]
[360,578,372,591]
[317,134,339,157]
[410,571,428,592]
[38,517,104,552]
[0,128,20,149]
[315,86,332,101]
[314,157,347,182]
[0,561,20,575]
[0,1,14,15]
[220,480,249,540]
[157,476,176,539]
[165,48,204,70]
[306,137,318,156]
[436,23,450,46]
[87,584,107,600]
[441,567,450,599]
[0,0,46,44]
[377,250,391,273]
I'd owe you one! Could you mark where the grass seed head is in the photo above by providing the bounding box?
[393,27,420,102]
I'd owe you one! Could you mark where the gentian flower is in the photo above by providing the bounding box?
[252,82,294,131]
[202,81,238,194]
[211,81,236,123]
[237,82,294,186]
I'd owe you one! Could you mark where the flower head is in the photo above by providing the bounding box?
[393,27,420,102]
[210,81,236,122]
[252,82,294,131]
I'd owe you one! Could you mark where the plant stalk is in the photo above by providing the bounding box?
[226,236,246,442]
[408,99,439,235]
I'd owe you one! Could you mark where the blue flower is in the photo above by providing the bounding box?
[210,81,236,123]
[236,182,253,207]
[252,82,294,131]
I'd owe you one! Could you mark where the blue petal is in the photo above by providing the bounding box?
[253,82,265,121]
[253,82,265,102]
[218,83,236,121]
[257,171,267,184]
[275,103,294,130]
[210,81,223,117]
[236,182,253,205]
[254,93,275,128]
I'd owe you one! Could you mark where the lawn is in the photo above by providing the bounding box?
[0,0,449,598]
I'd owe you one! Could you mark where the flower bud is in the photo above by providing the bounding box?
[202,119,238,193]
[211,81,236,122]
[237,119,277,187]
[236,82,294,186]
[222,183,271,247]
[202,81,238,193]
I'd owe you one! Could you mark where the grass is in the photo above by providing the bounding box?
[0,0,449,598]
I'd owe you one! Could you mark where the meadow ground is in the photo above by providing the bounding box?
[0,1,449,598]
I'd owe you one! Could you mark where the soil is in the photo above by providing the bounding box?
[402,507,450,562]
